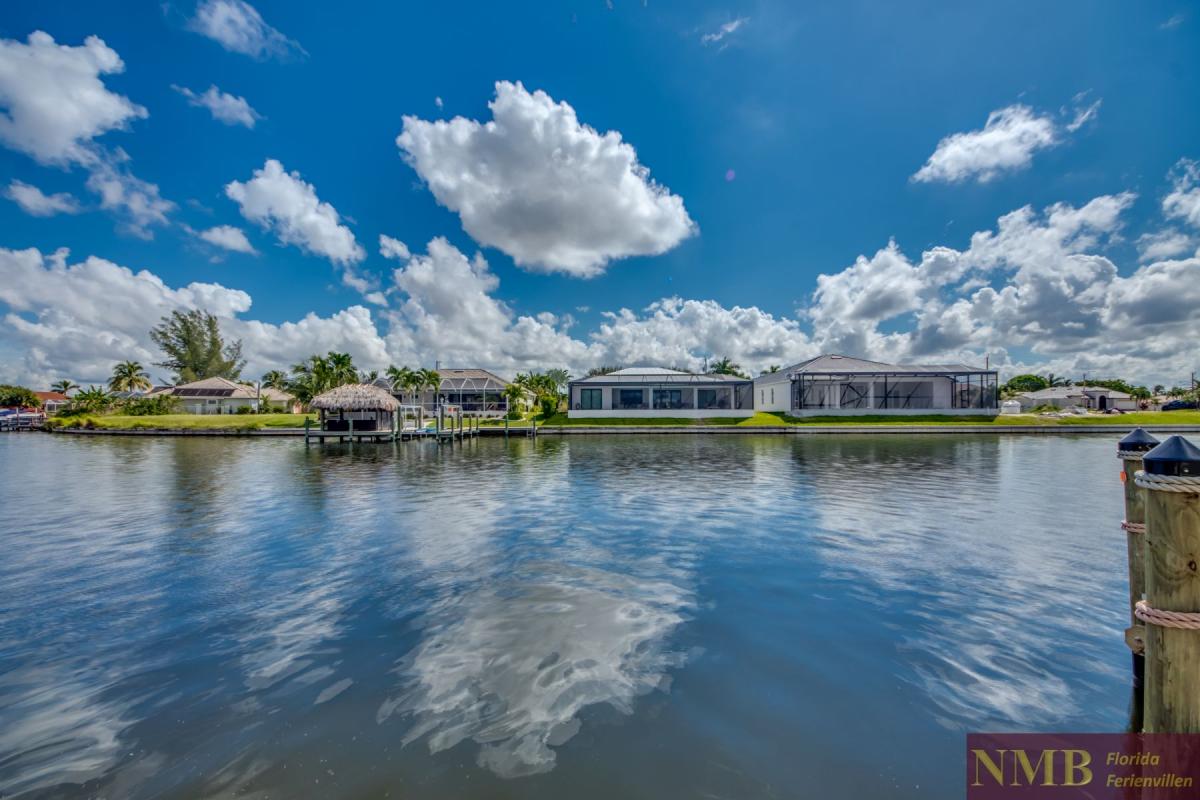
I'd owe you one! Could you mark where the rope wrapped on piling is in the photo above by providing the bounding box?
[1134,472,1200,493]
[1136,600,1200,630]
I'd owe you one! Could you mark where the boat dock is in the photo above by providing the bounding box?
[303,403,495,445]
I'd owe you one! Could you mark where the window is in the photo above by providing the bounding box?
[760,389,765,404]
[698,388,731,409]
[770,388,774,404]
[873,380,934,409]
[839,382,871,409]
[653,389,685,409]
[580,388,602,410]
[617,389,646,409]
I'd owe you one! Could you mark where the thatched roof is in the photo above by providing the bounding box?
[310,383,400,411]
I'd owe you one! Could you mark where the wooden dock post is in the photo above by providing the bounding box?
[304,416,311,444]
[1136,435,1200,733]
[1118,430,1160,666]
[504,416,509,439]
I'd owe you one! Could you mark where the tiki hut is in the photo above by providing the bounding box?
[310,383,401,433]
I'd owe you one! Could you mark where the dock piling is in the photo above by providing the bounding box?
[1135,435,1200,733]
[1118,430,1159,663]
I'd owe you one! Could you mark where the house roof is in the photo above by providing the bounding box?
[435,368,513,391]
[1018,386,1132,400]
[373,368,516,393]
[756,354,994,384]
[311,383,400,411]
[259,386,296,403]
[153,377,261,399]
[34,391,69,402]
[572,366,747,385]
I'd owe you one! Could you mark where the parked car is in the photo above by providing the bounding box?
[1162,399,1199,411]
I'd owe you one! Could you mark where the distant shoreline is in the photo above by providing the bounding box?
[43,424,1200,437]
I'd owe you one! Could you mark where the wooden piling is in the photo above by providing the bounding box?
[1137,435,1200,733]
[1119,430,1160,662]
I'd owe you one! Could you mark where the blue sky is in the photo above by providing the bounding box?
[1,1,1198,385]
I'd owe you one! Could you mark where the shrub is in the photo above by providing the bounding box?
[122,394,180,416]
[506,408,522,420]
[539,396,558,418]
[236,405,254,415]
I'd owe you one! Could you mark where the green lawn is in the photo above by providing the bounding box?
[49,413,315,430]
[535,410,1200,428]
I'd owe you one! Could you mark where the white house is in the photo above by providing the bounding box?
[567,367,754,419]
[152,377,299,414]
[1012,386,1139,412]
[753,354,1000,416]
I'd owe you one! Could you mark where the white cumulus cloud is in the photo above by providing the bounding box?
[187,0,304,60]
[1163,158,1200,228]
[173,84,262,128]
[0,31,171,236]
[4,180,81,216]
[225,159,364,265]
[397,81,697,277]
[197,224,257,255]
[4,169,1200,389]
[0,32,146,166]
[379,234,411,261]
[85,158,175,239]
[913,100,1098,184]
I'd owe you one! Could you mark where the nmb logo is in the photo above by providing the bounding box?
[970,748,1093,790]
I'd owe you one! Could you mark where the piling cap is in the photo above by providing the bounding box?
[1142,435,1200,476]
[1118,428,1161,453]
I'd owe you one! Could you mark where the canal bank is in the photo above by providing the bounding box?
[45,423,1200,436]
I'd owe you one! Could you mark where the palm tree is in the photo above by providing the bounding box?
[1153,384,1166,396]
[710,357,747,378]
[503,382,526,416]
[416,368,441,409]
[109,360,152,393]
[326,352,358,386]
[71,385,114,414]
[545,368,570,392]
[261,370,288,390]
[386,365,413,398]
[1043,373,1070,387]
[51,379,79,396]
[765,365,781,374]
[359,369,379,384]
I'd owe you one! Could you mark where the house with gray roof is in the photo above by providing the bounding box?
[568,367,754,418]
[753,354,999,416]
[1012,385,1138,412]
[381,368,530,417]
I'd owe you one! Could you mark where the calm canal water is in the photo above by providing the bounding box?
[1,432,1133,798]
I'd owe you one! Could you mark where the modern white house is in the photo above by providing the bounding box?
[1012,386,1139,412]
[753,354,999,416]
[151,377,299,414]
[567,367,754,418]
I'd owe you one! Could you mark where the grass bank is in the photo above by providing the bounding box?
[537,410,1200,428]
[48,413,315,431]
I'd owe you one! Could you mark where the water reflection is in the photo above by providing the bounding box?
[378,438,703,778]
[796,436,1125,729]
[382,562,691,777]
[0,433,1133,799]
